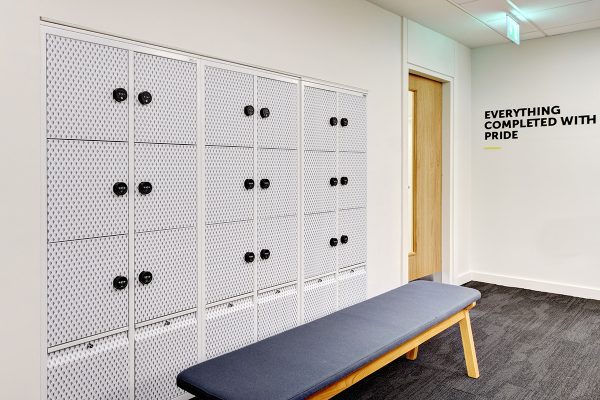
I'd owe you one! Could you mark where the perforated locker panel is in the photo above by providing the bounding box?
[257,76,299,149]
[257,285,298,340]
[338,265,367,310]
[304,150,337,215]
[257,148,298,219]
[303,86,337,151]
[304,274,337,323]
[338,208,367,269]
[257,215,298,290]
[204,65,254,147]
[134,52,197,144]
[134,143,196,232]
[134,227,197,323]
[205,297,255,359]
[47,332,129,400]
[205,220,254,304]
[47,139,128,242]
[338,152,367,210]
[205,146,253,225]
[338,92,367,153]
[46,34,128,142]
[135,313,197,400]
[47,235,128,347]
[303,212,337,279]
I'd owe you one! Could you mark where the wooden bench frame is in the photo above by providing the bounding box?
[309,303,479,399]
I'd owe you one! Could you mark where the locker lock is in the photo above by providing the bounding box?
[113,182,128,196]
[260,249,270,260]
[87,343,94,349]
[330,177,338,186]
[139,271,153,285]
[244,105,255,116]
[330,117,338,126]
[341,235,349,244]
[112,88,128,103]
[138,182,153,195]
[259,108,270,118]
[340,177,348,186]
[112,276,128,290]
[138,91,152,105]
[244,179,255,190]
[330,238,339,247]
[260,178,270,189]
[244,252,255,263]
[340,118,349,127]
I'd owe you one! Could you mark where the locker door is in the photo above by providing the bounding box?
[134,52,197,144]
[257,215,298,290]
[257,285,298,340]
[45,34,128,142]
[338,208,367,269]
[303,212,337,279]
[304,151,337,215]
[338,92,367,153]
[205,297,255,359]
[135,314,197,400]
[338,152,367,210]
[204,65,255,147]
[134,143,196,233]
[303,274,337,323]
[338,266,367,309]
[134,227,197,323]
[257,148,298,219]
[47,333,129,400]
[303,86,337,151]
[256,76,299,149]
[47,140,128,242]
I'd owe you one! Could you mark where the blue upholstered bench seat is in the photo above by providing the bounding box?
[177,281,481,400]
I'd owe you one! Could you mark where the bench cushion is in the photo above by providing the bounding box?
[177,281,481,400]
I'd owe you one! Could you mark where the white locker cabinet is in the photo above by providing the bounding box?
[205,146,254,225]
[47,332,129,400]
[134,228,197,323]
[204,65,255,147]
[338,92,367,153]
[303,212,337,279]
[257,285,298,340]
[338,266,367,309]
[46,34,129,142]
[135,313,197,400]
[134,52,197,145]
[134,143,197,233]
[257,215,298,290]
[338,208,367,269]
[257,76,299,150]
[303,150,337,215]
[304,274,337,323]
[205,296,255,359]
[338,152,367,210]
[47,235,128,347]
[257,148,298,219]
[205,220,255,304]
[47,139,128,242]
[303,86,337,152]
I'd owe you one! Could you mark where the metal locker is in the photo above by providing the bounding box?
[204,65,255,147]
[134,52,197,145]
[134,143,196,233]
[205,146,254,225]
[205,220,254,304]
[257,148,298,219]
[303,212,337,279]
[47,235,128,347]
[205,296,255,359]
[47,332,129,400]
[257,76,299,150]
[338,266,367,309]
[47,139,128,242]
[45,34,128,142]
[303,150,337,215]
[338,152,367,210]
[303,274,337,323]
[134,227,197,323]
[257,285,298,340]
[338,92,367,153]
[303,86,337,152]
[338,208,367,269]
[257,215,298,290]
[135,313,197,400]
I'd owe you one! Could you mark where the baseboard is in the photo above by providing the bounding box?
[469,271,600,301]
[454,272,472,286]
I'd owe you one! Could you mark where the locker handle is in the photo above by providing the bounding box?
[340,118,349,127]
[340,176,349,186]
[86,343,94,349]
[244,252,255,263]
[112,88,128,103]
[244,105,255,116]
[330,238,338,247]
[341,235,349,244]
[139,271,153,285]
[138,91,152,105]
[260,249,270,260]
[330,117,338,126]
[244,179,255,190]
[138,182,153,195]
[260,179,270,189]
[330,177,338,186]
[112,276,128,290]
[260,107,270,118]
[113,182,128,196]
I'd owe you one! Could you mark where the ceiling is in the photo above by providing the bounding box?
[368,0,600,47]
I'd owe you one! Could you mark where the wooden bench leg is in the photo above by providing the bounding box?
[459,310,480,379]
[406,346,418,360]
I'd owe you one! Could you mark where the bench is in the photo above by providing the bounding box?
[177,281,481,400]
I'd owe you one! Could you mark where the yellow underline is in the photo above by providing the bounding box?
[483,146,502,150]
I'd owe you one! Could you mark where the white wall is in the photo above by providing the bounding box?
[471,28,600,300]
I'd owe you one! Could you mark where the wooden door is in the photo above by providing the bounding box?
[408,74,442,281]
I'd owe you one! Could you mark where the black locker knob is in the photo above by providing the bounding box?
[113,182,128,196]
[244,105,255,116]
[244,252,255,263]
[244,179,255,190]
[340,118,349,127]
[260,178,270,189]
[330,238,339,247]
[330,177,338,186]
[139,271,153,285]
[138,91,152,105]
[138,182,153,195]
[112,276,128,290]
[260,108,270,118]
[330,117,338,126]
[340,176,349,186]
[113,88,128,102]
[260,249,271,260]
[341,235,349,244]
